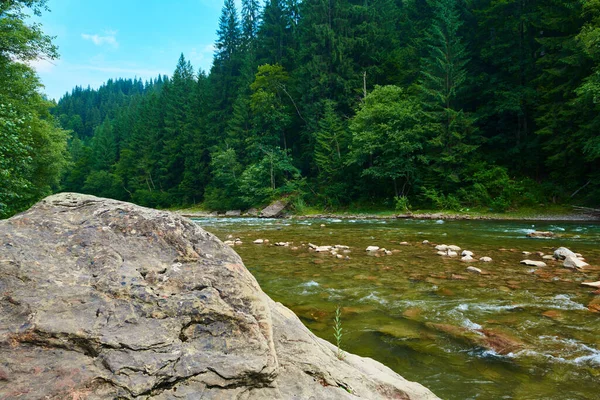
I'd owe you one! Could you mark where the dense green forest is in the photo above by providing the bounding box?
[3,1,600,218]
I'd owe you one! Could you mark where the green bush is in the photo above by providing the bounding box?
[394,195,411,212]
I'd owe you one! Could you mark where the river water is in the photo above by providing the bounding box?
[192,217,600,399]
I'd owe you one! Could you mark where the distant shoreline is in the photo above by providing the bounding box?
[177,210,600,222]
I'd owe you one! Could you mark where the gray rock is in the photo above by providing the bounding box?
[581,281,600,288]
[520,259,547,268]
[563,256,589,269]
[225,210,242,216]
[260,200,289,218]
[527,231,555,238]
[0,193,438,399]
[479,257,493,263]
[461,255,475,262]
[554,247,577,260]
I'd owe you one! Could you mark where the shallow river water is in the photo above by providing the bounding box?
[192,217,600,400]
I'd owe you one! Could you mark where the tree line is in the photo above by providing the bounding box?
[4,0,600,218]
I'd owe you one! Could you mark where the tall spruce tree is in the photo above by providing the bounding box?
[418,0,477,189]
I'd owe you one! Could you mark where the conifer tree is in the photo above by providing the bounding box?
[418,0,476,188]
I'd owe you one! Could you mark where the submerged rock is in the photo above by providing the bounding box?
[527,231,555,238]
[479,257,493,263]
[426,323,524,355]
[366,246,380,252]
[0,193,439,400]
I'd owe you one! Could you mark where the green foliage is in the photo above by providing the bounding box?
[0,1,67,217]
[394,196,411,213]
[349,86,425,197]
[420,188,463,211]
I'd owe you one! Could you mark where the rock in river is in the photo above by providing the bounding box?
[520,260,547,268]
[527,231,555,238]
[260,199,288,218]
[563,256,589,269]
[0,194,438,400]
[554,247,577,260]
[581,281,600,289]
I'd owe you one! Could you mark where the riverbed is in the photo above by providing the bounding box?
[192,217,600,400]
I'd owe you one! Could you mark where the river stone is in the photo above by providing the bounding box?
[581,281,600,288]
[527,231,555,238]
[554,247,577,260]
[225,210,242,216]
[563,256,588,269]
[479,257,493,263]
[520,260,547,268]
[260,199,288,218]
[366,246,380,252]
[0,194,439,400]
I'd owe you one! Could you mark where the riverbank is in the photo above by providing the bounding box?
[176,205,600,222]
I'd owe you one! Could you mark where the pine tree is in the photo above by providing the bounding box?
[472,0,540,173]
[418,0,477,189]
[241,0,261,48]
[161,54,196,200]
[211,0,243,133]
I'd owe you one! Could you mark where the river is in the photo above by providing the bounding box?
[192,217,600,400]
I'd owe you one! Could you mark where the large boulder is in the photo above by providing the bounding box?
[260,200,288,218]
[0,193,438,400]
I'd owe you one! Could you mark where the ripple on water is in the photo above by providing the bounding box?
[360,292,388,305]
[510,336,600,366]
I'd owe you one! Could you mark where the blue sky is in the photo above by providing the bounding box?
[32,0,238,100]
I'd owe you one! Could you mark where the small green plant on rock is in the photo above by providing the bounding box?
[333,306,345,360]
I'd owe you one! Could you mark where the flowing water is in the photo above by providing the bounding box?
[192,217,600,400]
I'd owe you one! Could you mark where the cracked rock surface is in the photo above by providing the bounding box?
[0,193,439,399]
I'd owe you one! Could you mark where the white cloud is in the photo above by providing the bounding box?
[187,44,216,72]
[81,31,119,48]
[28,58,58,74]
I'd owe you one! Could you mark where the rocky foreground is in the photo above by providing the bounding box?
[0,193,439,399]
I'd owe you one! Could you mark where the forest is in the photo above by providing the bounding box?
[3,0,600,218]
